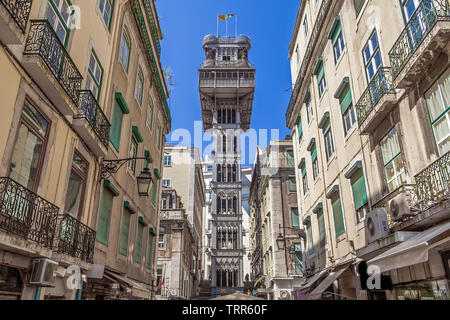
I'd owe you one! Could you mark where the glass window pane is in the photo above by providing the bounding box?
[64,170,83,217]
[426,82,445,121]
[439,68,450,107]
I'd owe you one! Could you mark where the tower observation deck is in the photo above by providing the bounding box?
[198,34,255,296]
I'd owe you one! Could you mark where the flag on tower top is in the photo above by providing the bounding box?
[218,14,234,20]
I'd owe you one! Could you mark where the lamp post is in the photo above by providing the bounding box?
[276,224,306,276]
[99,155,154,197]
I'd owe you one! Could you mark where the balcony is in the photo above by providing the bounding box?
[0,0,32,44]
[23,20,82,117]
[356,68,399,134]
[199,70,255,89]
[389,0,450,88]
[53,214,96,264]
[73,91,111,157]
[415,150,449,210]
[0,177,59,250]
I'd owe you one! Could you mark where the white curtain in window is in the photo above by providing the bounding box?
[434,116,450,155]
[426,82,444,122]
[439,68,450,109]
[381,129,400,165]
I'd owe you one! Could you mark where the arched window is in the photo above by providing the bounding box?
[233,196,237,214]
[135,66,144,105]
[232,109,236,123]
[223,135,227,153]
[217,164,222,182]
[232,164,237,182]
[233,136,237,153]
[227,164,232,182]
[120,27,131,72]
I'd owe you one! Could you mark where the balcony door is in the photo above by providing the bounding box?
[402,0,436,48]
[44,0,72,46]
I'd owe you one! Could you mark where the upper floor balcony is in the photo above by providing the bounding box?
[389,0,450,89]
[0,177,59,252]
[73,91,111,157]
[374,150,449,230]
[23,20,83,118]
[199,70,255,91]
[355,67,400,134]
[0,0,32,44]
[53,213,96,265]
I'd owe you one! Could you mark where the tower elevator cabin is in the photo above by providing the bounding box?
[198,34,255,296]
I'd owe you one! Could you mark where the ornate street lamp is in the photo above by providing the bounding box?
[99,154,154,197]
[276,233,286,250]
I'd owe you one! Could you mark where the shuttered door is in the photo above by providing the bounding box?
[110,102,123,151]
[351,170,368,210]
[332,196,345,237]
[119,209,131,255]
[135,222,144,263]
[97,188,114,245]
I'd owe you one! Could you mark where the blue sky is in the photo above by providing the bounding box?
[156,0,299,163]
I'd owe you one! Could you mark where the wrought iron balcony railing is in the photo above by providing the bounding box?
[54,214,96,263]
[415,150,450,210]
[356,67,396,127]
[24,20,83,105]
[0,177,59,248]
[0,0,32,33]
[77,90,111,148]
[389,0,450,79]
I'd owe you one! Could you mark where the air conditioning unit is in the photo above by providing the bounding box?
[366,209,390,243]
[29,259,58,287]
[279,290,291,300]
[388,192,415,222]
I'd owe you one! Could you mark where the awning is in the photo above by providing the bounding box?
[308,266,349,300]
[298,269,328,292]
[367,221,450,273]
[104,271,151,300]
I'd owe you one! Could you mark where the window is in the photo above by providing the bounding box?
[135,67,144,105]
[300,162,308,195]
[164,155,172,167]
[135,221,144,263]
[119,208,132,256]
[350,170,369,223]
[110,98,126,152]
[45,0,72,45]
[97,187,114,245]
[330,19,345,63]
[305,218,314,255]
[317,209,326,248]
[288,177,297,193]
[303,15,309,38]
[128,136,138,173]
[380,128,407,192]
[339,86,356,136]
[315,60,327,98]
[9,100,50,192]
[297,117,303,143]
[306,100,314,123]
[354,0,366,17]
[120,27,131,72]
[85,51,103,100]
[311,145,319,180]
[291,208,300,228]
[287,150,295,167]
[294,246,303,275]
[323,120,335,161]
[64,151,88,219]
[363,31,382,82]
[99,0,113,28]
[425,68,450,155]
[162,179,171,187]
[147,100,154,130]
[331,194,345,237]
[146,232,154,268]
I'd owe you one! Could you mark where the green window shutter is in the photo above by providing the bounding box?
[340,86,353,114]
[146,233,154,268]
[115,92,130,114]
[152,180,158,205]
[330,20,342,45]
[132,126,144,143]
[311,146,317,162]
[97,188,114,245]
[110,102,123,151]
[302,165,307,177]
[291,208,300,228]
[317,65,325,83]
[289,177,297,192]
[287,151,295,167]
[135,222,144,263]
[317,210,326,247]
[351,171,368,210]
[297,117,303,138]
[331,196,345,237]
[119,209,131,255]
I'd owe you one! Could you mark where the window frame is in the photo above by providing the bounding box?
[64,150,89,220]
[86,50,104,101]
[98,0,114,29]
[120,26,132,73]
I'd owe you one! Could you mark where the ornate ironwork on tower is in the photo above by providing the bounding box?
[199,34,255,296]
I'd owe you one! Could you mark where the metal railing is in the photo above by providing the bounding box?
[356,67,396,127]
[415,150,450,210]
[24,20,83,105]
[0,0,32,33]
[389,0,450,79]
[0,177,59,248]
[77,90,111,148]
[54,214,96,263]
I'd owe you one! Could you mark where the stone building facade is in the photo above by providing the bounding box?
[0,0,170,300]
[286,0,450,300]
